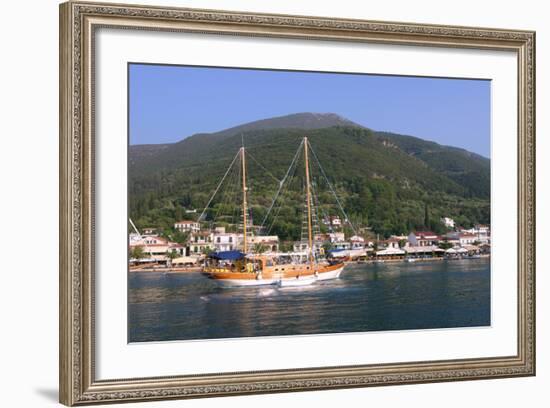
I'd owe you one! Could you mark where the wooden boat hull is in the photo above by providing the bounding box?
[278,276,316,287]
[205,262,344,287]
[215,277,278,287]
[315,264,344,280]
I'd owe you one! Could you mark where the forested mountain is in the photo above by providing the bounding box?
[129,113,490,240]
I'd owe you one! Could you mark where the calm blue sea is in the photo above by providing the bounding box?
[128,258,490,342]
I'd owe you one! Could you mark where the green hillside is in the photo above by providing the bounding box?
[373,131,490,198]
[129,113,490,240]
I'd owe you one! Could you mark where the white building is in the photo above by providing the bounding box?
[142,227,157,235]
[375,247,406,258]
[129,235,184,261]
[350,235,366,249]
[405,245,445,257]
[333,241,351,250]
[292,240,324,253]
[212,227,238,252]
[246,235,279,252]
[408,231,440,247]
[189,231,214,254]
[441,217,455,229]
[174,220,200,233]
[328,232,345,243]
[384,237,403,249]
[460,224,491,244]
[459,232,478,245]
[322,216,342,229]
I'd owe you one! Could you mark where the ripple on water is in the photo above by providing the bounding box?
[128,259,491,342]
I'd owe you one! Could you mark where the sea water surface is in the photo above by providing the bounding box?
[128,258,490,342]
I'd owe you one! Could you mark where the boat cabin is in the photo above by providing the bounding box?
[205,251,266,273]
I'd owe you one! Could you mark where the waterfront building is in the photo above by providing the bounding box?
[129,235,185,262]
[349,235,366,249]
[375,246,406,259]
[442,232,461,246]
[292,240,324,253]
[246,235,280,252]
[408,231,440,247]
[461,244,481,255]
[189,231,214,254]
[405,245,445,258]
[329,247,372,260]
[459,224,491,244]
[459,232,478,246]
[333,241,351,250]
[212,227,238,252]
[382,237,402,249]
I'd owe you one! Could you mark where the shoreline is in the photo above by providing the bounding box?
[130,255,490,273]
[350,254,490,265]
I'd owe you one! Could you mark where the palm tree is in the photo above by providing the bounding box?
[165,249,179,260]
[165,249,179,267]
[130,246,146,260]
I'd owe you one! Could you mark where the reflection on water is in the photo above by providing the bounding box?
[128,258,490,342]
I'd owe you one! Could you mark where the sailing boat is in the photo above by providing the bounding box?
[202,137,346,287]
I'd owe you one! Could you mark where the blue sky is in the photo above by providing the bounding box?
[129,63,491,157]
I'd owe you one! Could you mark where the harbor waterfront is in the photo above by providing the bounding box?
[128,257,490,342]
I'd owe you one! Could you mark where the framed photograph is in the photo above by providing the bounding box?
[59,1,536,405]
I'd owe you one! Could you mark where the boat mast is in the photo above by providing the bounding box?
[304,137,314,266]
[241,144,248,254]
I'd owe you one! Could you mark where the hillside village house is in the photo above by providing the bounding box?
[174,220,200,233]
[322,216,342,229]
[441,217,455,229]
[328,232,345,243]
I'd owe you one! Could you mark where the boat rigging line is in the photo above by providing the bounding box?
[306,139,358,236]
[260,138,305,231]
[197,149,241,223]
[246,150,282,185]
[128,217,153,257]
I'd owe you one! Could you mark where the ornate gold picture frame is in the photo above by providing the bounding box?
[59,1,535,405]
